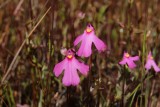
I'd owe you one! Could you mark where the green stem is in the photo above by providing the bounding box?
[38,90,43,107]
[121,66,125,107]
[141,30,147,107]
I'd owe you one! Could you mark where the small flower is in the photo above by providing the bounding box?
[74,24,106,57]
[53,49,89,86]
[145,52,160,72]
[119,52,139,69]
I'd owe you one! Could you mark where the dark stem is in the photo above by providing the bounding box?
[67,87,70,106]
[121,78,125,107]
[87,54,92,107]
[89,54,92,86]
[121,66,125,107]
[97,55,101,106]
[148,79,155,107]
[140,73,144,107]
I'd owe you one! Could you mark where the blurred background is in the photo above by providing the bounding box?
[0,0,160,107]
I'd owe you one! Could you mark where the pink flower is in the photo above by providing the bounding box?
[74,24,106,57]
[53,49,89,86]
[119,52,139,69]
[145,52,160,72]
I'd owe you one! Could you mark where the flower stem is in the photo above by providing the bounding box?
[67,87,70,106]
[97,54,101,106]
[121,66,126,107]
[141,30,147,107]
[148,79,155,107]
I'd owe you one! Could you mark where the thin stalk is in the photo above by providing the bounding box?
[38,90,43,107]
[140,71,143,106]
[141,30,147,107]
[121,66,126,107]
[129,84,141,107]
[144,71,150,107]
[97,54,101,107]
[88,54,92,87]
[87,54,92,107]
[145,75,149,107]
[67,87,69,106]
[121,77,125,107]
[148,79,155,107]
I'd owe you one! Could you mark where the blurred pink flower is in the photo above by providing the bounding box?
[145,52,160,72]
[74,24,106,57]
[53,49,89,86]
[119,52,139,69]
[77,11,85,19]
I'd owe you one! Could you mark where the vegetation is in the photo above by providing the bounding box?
[0,0,160,107]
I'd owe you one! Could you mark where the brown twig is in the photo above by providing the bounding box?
[13,0,24,16]
[148,80,155,107]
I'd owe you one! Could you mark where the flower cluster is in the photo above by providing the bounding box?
[119,51,160,72]
[53,24,107,86]
[53,24,160,87]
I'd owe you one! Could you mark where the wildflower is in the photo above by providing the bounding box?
[119,52,139,69]
[53,49,89,86]
[74,24,106,57]
[145,52,160,72]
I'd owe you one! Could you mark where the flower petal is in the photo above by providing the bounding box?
[62,61,80,86]
[53,58,67,77]
[73,58,89,76]
[145,59,152,70]
[119,58,127,65]
[130,56,139,61]
[151,60,160,72]
[77,38,92,57]
[126,59,136,69]
[77,39,85,56]
[62,62,72,86]
[71,68,80,86]
[92,35,106,51]
[74,34,84,46]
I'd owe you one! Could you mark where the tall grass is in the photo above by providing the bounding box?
[0,0,160,107]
